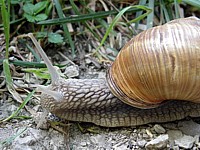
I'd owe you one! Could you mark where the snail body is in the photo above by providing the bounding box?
[29,17,200,127]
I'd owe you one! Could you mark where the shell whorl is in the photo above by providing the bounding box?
[107,17,200,108]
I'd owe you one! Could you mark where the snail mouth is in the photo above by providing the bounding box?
[37,85,64,102]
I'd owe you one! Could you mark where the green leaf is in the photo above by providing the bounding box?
[48,33,63,44]
[35,13,47,21]
[24,13,36,22]
[24,13,47,22]
[23,1,48,22]
[3,59,12,88]
[23,68,50,79]
[33,1,48,14]
[36,31,48,38]
[36,32,64,44]
[23,3,34,15]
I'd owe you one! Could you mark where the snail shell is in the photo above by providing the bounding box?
[107,17,200,108]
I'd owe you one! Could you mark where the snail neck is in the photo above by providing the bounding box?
[40,78,121,111]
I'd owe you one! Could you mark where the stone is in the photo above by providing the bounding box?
[80,141,87,146]
[98,72,106,79]
[145,134,169,150]
[14,128,42,145]
[153,124,166,134]
[194,135,199,144]
[146,129,153,138]
[137,139,147,148]
[171,145,179,150]
[64,65,79,78]
[167,130,183,140]
[167,129,183,145]
[178,120,200,136]
[193,147,198,150]
[175,135,195,149]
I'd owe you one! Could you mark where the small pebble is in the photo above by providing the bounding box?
[175,135,195,149]
[194,135,200,144]
[64,65,79,78]
[193,147,198,150]
[137,139,147,148]
[146,129,153,138]
[172,145,180,150]
[145,134,169,150]
[167,129,183,146]
[80,141,87,146]
[153,124,166,134]
[178,120,200,136]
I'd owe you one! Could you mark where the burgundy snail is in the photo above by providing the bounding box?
[29,16,200,127]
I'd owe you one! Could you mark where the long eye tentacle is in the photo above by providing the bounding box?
[28,33,64,101]
[28,33,59,85]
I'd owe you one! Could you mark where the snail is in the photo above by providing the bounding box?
[29,16,200,127]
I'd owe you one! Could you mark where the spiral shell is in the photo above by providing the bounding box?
[107,17,200,108]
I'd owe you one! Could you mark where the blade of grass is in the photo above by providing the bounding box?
[135,0,147,29]
[166,3,174,20]
[182,0,200,9]
[0,127,27,148]
[0,59,66,68]
[159,0,164,24]
[37,7,143,25]
[0,59,45,67]
[128,6,152,24]
[174,0,180,18]
[26,43,41,62]
[53,0,75,57]
[146,0,154,29]
[0,90,35,123]
[160,0,170,22]
[1,0,10,59]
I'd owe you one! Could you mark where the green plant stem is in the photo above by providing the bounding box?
[1,0,10,59]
